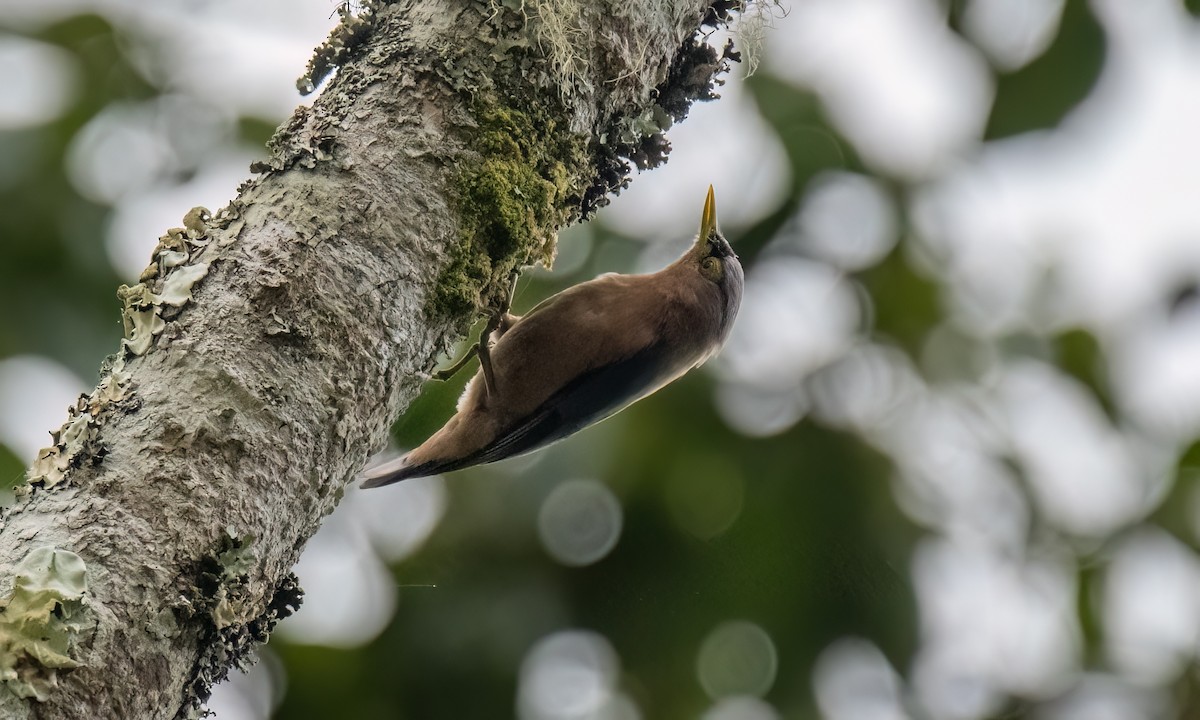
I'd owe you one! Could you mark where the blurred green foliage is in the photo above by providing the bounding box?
[0,17,140,376]
[0,3,1121,719]
[980,0,1105,140]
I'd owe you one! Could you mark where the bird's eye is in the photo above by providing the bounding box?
[700,256,722,281]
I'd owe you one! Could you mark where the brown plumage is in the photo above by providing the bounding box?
[362,186,742,487]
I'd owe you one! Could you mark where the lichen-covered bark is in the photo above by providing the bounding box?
[0,0,738,717]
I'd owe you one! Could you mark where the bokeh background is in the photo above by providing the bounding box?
[5,0,1200,718]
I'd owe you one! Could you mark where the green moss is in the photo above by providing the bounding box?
[430,100,588,321]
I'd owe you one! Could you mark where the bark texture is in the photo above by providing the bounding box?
[0,0,737,717]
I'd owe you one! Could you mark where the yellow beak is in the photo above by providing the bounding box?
[698,185,718,241]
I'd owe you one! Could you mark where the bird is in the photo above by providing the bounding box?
[362,185,743,487]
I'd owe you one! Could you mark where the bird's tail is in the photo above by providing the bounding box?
[360,454,442,488]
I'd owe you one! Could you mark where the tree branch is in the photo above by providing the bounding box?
[0,0,739,716]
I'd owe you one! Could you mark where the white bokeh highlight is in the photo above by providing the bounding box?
[696,620,778,700]
[962,0,1066,71]
[911,539,1079,719]
[603,64,790,244]
[517,630,624,720]
[807,343,921,434]
[274,481,446,649]
[813,638,909,720]
[0,355,88,463]
[720,258,860,391]
[67,102,178,205]
[1103,530,1200,686]
[789,171,897,271]
[273,515,397,648]
[713,254,862,437]
[1110,302,1200,441]
[0,35,78,130]
[0,0,335,119]
[998,361,1147,536]
[713,380,809,439]
[205,649,284,720]
[913,0,1200,333]
[700,696,781,720]
[537,479,623,567]
[766,0,993,178]
[353,474,448,563]
[4,0,334,285]
[1032,674,1170,720]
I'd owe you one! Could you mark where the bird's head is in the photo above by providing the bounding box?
[690,185,744,329]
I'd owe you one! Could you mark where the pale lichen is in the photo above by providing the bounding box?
[120,206,215,356]
[22,205,216,493]
[175,531,301,720]
[20,351,139,493]
[119,284,165,356]
[296,1,381,95]
[0,547,92,702]
[580,1,743,214]
[210,530,258,630]
[182,206,211,238]
[216,531,257,579]
[493,0,594,102]
[25,402,99,491]
[158,263,212,307]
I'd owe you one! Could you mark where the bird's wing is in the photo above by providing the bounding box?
[467,339,684,467]
[362,342,674,487]
[488,275,666,407]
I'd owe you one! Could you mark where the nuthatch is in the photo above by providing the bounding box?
[362,186,743,487]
